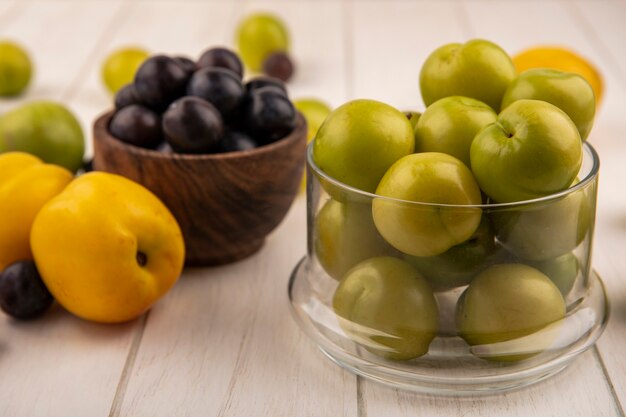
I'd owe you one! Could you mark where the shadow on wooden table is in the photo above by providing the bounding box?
[2,301,140,341]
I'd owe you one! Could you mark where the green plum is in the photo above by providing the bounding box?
[313,99,414,193]
[414,96,496,167]
[294,98,331,141]
[419,39,516,111]
[456,263,566,361]
[333,257,438,360]
[101,47,149,94]
[236,13,289,72]
[0,101,85,172]
[315,199,392,280]
[372,152,482,257]
[528,253,579,297]
[502,69,595,141]
[404,217,505,290]
[405,110,421,131]
[470,99,582,203]
[0,41,32,96]
[491,190,591,261]
[295,98,332,191]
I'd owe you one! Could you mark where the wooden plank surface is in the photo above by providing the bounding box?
[569,0,626,411]
[1,1,625,416]
[352,0,467,109]
[118,199,358,417]
[0,0,125,113]
[0,3,143,417]
[360,351,618,417]
[0,0,20,28]
[460,1,625,415]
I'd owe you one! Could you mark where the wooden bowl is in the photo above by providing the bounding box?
[93,111,307,266]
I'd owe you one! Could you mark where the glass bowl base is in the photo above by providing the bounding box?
[288,257,609,395]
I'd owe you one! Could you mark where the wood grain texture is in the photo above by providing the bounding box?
[0,1,20,30]
[0,308,142,417]
[0,3,143,417]
[359,349,619,417]
[1,1,626,416]
[567,1,626,412]
[351,0,467,109]
[93,112,307,265]
[115,199,358,417]
[0,0,127,114]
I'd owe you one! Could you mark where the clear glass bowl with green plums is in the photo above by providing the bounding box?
[288,138,607,394]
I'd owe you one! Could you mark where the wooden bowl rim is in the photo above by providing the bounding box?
[93,110,307,161]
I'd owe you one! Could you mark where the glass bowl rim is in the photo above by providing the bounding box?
[306,140,599,209]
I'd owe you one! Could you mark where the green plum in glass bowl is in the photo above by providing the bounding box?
[288,139,607,394]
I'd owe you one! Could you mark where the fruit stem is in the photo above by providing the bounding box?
[496,121,514,139]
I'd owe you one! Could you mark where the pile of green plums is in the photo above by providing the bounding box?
[312,39,596,362]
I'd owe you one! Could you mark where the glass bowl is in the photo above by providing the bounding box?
[288,141,608,394]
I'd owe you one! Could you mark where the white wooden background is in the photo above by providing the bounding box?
[0,1,625,416]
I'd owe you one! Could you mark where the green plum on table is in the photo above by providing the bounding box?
[101,47,149,94]
[414,96,496,167]
[403,217,506,290]
[315,199,392,280]
[0,101,85,172]
[491,190,591,261]
[313,99,414,193]
[419,39,516,112]
[236,13,289,72]
[0,41,32,97]
[501,69,595,141]
[372,152,482,257]
[470,99,582,203]
[294,98,331,141]
[295,98,332,191]
[456,263,566,361]
[333,257,438,361]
